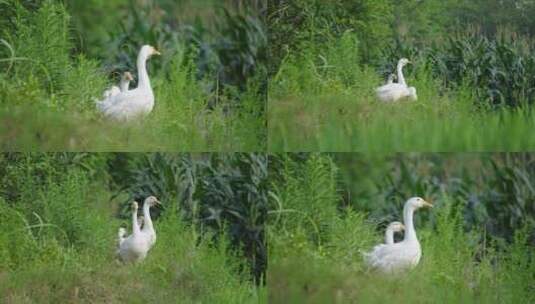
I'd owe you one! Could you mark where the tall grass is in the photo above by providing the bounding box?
[0,0,265,151]
[268,31,535,151]
[0,153,265,303]
[268,154,535,303]
[111,153,268,283]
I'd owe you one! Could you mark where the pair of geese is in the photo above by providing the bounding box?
[363,197,433,273]
[117,196,161,263]
[375,58,418,102]
[96,45,161,121]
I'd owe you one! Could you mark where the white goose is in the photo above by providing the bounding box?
[97,45,161,121]
[105,72,133,97]
[117,215,144,247]
[384,221,405,245]
[364,197,432,273]
[120,72,133,92]
[117,196,161,263]
[361,221,404,266]
[376,58,417,102]
[97,72,133,112]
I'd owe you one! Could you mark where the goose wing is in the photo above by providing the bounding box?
[375,83,406,93]
[366,242,419,272]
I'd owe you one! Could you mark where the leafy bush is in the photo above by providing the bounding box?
[0,153,110,271]
[268,0,393,74]
[269,154,339,245]
[0,0,107,110]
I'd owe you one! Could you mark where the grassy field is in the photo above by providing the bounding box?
[0,154,266,303]
[267,154,535,303]
[267,1,535,152]
[0,0,265,151]
[268,49,535,152]
[0,81,264,151]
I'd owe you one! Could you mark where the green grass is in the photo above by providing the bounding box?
[0,94,264,152]
[269,215,534,303]
[0,58,265,152]
[0,164,264,303]
[268,37,535,152]
[268,154,535,303]
[0,0,265,152]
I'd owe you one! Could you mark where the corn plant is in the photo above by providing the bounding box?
[383,30,535,108]
[333,153,535,246]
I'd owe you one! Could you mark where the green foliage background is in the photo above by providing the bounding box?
[268,0,535,151]
[268,153,535,303]
[0,153,266,302]
[0,0,266,151]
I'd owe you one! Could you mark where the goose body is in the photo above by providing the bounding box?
[376,58,417,102]
[97,45,160,121]
[364,197,432,273]
[376,84,417,102]
[117,196,161,263]
[97,72,133,112]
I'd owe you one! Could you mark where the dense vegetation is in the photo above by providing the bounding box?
[268,153,535,303]
[0,153,266,302]
[268,0,535,151]
[0,0,266,151]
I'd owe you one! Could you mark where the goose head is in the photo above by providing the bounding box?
[131,201,139,211]
[408,87,417,100]
[387,221,405,232]
[140,45,161,59]
[399,58,411,66]
[144,196,161,207]
[123,71,134,82]
[407,197,433,209]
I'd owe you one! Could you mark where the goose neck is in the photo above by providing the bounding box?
[120,80,129,92]
[132,208,140,235]
[403,204,417,241]
[397,61,407,86]
[385,229,394,245]
[142,203,154,230]
[137,54,151,90]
